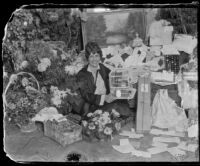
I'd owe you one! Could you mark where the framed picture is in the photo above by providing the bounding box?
[83,8,147,49]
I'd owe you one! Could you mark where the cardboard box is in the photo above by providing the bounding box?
[136,76,152,133]
[44,119,82,147]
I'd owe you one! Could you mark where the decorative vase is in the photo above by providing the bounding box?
[19,120,37,133]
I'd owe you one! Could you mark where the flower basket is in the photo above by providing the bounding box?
[81,109,121,142]
[3,71,40,107]
[3,72,46,130]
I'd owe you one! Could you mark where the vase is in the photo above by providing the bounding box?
[19,120,37,133]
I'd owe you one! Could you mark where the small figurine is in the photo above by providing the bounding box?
[132,33,143,48]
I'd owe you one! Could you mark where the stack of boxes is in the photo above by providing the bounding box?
[136,75,152,133]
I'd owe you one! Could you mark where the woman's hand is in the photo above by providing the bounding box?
[105,93,116,103]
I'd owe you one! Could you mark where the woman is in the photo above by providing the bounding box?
[77,42,132,118]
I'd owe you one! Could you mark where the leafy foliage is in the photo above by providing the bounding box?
[3,8,82,73]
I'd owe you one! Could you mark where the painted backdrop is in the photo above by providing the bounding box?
[85,9,146,48]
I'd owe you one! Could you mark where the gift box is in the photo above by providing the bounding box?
[136,75,151,133]
[44,118,82,147]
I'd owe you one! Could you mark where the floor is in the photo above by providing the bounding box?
[3,118,198,162]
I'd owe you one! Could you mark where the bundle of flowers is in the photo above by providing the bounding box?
[4,72,48,127]
[64,50,87,76]
[82,109,121,141]
[19,40,86,87]
[49,85,79,115]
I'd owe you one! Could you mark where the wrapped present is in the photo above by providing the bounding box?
[66,113,82,124]
[44,118,82,147]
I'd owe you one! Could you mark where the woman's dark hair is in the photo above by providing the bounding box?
[85,42,103,60]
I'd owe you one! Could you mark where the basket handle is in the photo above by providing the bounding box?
[3,72,40,108]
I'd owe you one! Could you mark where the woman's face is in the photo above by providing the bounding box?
[88,52,101,68]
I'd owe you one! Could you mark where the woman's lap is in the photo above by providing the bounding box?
[100,100,133,117]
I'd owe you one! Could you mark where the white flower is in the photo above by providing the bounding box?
[50,86,58,93]
[88,122,96,130]
[87,112,93,117]
[82,120,88,127]
[61,54,66,60]
[65,65,76,75]
[92,117,98,122]
[104,127,113,135]
[20,60,29,69]
[98,116,109,126]
[51,96,62,107]
[38,63,47,72]
[94,109,102,115]
[94,121,99,125]
[21,77,29,87]
[25,86,37,92]
[111,109,120,117]
[102,111,110,118]
[7,103,16,110]
[23,21,28,26]
[40,58,51,67]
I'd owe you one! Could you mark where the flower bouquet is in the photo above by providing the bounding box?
[3,72,48,131]
[81,109,121,141]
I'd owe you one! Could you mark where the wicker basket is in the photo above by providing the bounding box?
[3,72,40,108]
[3,72,40,131]
[43,119,82,147]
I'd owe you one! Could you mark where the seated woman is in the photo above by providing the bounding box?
[76,42,132,118]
